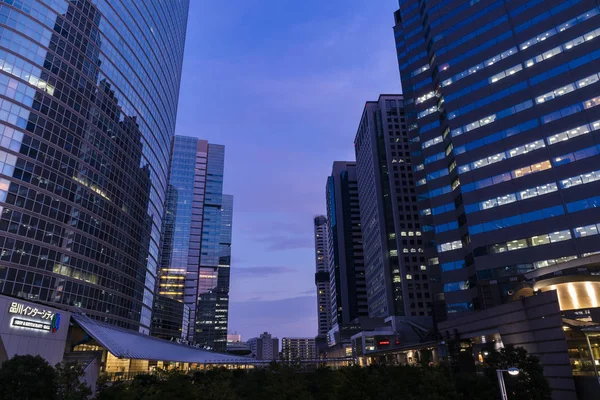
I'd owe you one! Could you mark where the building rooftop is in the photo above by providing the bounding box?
[73,314,252,364]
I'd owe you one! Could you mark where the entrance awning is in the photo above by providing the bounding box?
[72,314,254,364]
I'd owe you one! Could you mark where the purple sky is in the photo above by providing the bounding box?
[175,0,401,341]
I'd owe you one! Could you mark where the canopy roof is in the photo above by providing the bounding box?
[72,314,254,364]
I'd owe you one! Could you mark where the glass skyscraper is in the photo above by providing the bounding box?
[153,136,233,352]
[0,0,189,333]
[394,0,600,321]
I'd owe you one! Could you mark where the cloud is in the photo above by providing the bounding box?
[234,266,296,278]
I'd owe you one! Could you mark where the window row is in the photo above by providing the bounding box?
[469,205,564,235]
[514,0,585,34]
[462,160,552,193]
[487,229,571,254]
[443,281,470,293]
[441,260,466,272]
[519,5,599,50]
[437,240,462,253]
[436,13,508,57]
[458,139,545,174]
[441,46,517,88]
[457,117,600,178]
[451,100,533,138]
[420,202,455,217]
[422,135,443,149]
[537,71,600,106]
[566,195,600,213]
[453,119,539,155]
[465,183,558,214]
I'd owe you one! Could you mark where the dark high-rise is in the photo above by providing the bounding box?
[152,136,233,351]
[326,162,369,326]
[0,0,189,333]
[394,0,600,321]
[313,215,331,338]
[354,95,429,319]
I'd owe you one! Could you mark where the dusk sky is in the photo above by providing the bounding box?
[175,0,401,341]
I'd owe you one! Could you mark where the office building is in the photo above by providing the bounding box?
[354,95,430,319]
[153,136,233,351]
[393,2,600,397]
[281,337,317,361]
[247,332,279,361]
[313,215,331,338]
[0,0,189,333]
[326,162,369,328]
[394,0,600,321]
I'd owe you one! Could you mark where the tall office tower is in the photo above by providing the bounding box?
[281,337,317,361]
[354,95,429,319]
[153,136,233,351]
[394,1,600,321]
[326,162,369,327]
[0,0,189,333]
[313,215,331,338]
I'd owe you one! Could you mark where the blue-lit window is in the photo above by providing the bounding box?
[447,302,473,314]
[515,0,586,33]
[436,222,459,234]
[424,152,445,165]
[444,281,470,293]
[441,260,466,272]
[470,205,565,235]
[567,196,600,213]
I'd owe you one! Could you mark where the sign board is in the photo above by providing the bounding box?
[8,302,61,333]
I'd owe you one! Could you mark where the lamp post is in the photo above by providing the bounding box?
[496,367,520,400]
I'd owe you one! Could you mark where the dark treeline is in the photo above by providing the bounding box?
[98,347,551,400]
[0,346,551,400]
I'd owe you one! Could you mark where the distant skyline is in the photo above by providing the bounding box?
[175,0,401,340]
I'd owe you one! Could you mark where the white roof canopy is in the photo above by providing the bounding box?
[73,314,254,364]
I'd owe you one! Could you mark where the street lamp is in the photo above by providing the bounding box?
[496,367,520,400]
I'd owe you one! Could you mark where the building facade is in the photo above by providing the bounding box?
[354,95,430,319]
[313,215,331,338]
[247,332,279,361]
[0,0,189,333]
[153,136,232,351]
[281,337,317,361]
[393,0,600,323]
[326,162,369,328]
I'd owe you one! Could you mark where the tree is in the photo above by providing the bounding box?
[55,362,92,400]
[484,346,552,400]
[0,354,56,400]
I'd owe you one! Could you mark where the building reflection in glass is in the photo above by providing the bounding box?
[0,0,189,333]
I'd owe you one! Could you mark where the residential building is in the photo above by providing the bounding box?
[0,0,189,333]
[326,162,369,329]
[152,136,233,351]
[313,215,331,338]
[354,95,430,319]
[247,332,279,361]
[227,333,242,343]
[281,337,317,361]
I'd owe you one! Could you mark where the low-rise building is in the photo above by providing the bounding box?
[246,332,279,361]
[281,337,316,361]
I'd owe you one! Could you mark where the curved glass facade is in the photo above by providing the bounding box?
[0,0,189,333]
